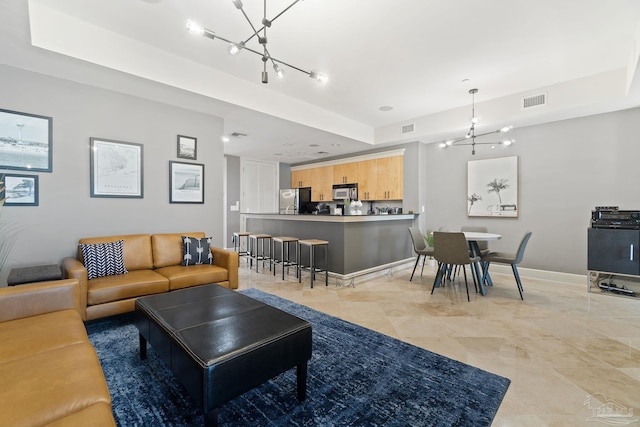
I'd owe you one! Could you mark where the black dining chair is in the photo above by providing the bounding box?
[431,231,481,302]
[482,231,532,300]
[408,226,434,281]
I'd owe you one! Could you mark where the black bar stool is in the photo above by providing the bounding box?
[297,239,329,288]
[248,233,272,273]
[271,236,299,280]
[233,231,251,264]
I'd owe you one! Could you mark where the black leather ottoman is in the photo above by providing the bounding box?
[134,284,312,427]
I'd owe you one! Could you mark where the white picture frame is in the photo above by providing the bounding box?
[467,156,518,217]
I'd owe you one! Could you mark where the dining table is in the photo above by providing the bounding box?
[463,231,502,295]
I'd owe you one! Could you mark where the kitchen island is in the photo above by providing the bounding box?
[241,213,418,279]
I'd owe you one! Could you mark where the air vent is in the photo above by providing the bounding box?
[522,93,547,109]
[401,123,416,135]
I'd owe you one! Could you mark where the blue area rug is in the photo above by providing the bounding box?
[86,288,510,426]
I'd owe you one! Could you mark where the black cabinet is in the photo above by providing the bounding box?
[588,228,640,275]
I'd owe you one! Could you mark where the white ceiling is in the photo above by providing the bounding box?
[2,0,640,163]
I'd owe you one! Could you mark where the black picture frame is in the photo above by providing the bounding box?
[177,135,197,160]
[0,173,39,206]
[90,138,144,198]
[169,161,204,204]
[0,108,53,172]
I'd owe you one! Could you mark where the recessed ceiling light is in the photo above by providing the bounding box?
[379,106,393,112]
[221,136,230,143]
[331,143,341,147]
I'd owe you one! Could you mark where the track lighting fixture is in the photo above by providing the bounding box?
[187,1,328,85]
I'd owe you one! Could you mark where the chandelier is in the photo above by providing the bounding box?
[186,0,328,85]
[439,88,513,155]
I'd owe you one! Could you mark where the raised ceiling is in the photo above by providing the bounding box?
[3,0,640,163]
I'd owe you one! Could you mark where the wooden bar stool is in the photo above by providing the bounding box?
[233,231,251,264]
[271,237,299,280]
[297,239,329,288]
[248,233,272,273]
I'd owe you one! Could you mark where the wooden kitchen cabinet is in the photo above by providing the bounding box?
[377,156,403,200]
[291,169,312,188]
[333,162,358,184]
[311,165,333,202]
[357,159,378,201]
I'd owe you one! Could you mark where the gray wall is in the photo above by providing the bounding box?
[422,107,640,275]
[0,65,225,284]
[225,155,241,248]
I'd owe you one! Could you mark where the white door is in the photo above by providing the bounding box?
[241,159,278,213]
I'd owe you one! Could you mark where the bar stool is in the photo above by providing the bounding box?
[248,233,272,273]
[233,231,251,264]
[297,239,329,288]
[271,237,299,280]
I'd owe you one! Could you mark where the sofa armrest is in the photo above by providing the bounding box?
[61,257,89,320]
[211,247,239,289]
[0,279,81,323]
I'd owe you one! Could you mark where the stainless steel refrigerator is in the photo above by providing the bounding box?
[279,187,312,214]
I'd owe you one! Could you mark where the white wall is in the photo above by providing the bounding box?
[0,65,225,284]
[423,107,640,275]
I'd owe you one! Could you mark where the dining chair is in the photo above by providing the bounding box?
[408,226,435,281]
[482,231,532,300]
[431,232,481,302]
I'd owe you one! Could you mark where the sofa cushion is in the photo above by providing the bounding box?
[87,270,169,306]
[0,342,111,427]
[0,310,87,364]
[182,235,213,265]
[79,234,153,272]
[152,232,205,268]
[46,402,116,427]
[80,240,128,280]
[155,264,229,291]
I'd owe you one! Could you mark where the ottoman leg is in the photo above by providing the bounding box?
[139,333,147,360]
[205,408,218,427]
[296,360,308,401]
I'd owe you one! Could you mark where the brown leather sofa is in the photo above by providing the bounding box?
[0,279,116,426]
[62,232,239,321]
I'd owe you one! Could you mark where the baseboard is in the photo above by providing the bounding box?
[486,264,586,285]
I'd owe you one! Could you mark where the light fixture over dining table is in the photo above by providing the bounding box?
[439,88,514,155]
[186,0,328,85]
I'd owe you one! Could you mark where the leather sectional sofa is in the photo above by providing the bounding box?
[62,232,239,321]
[0,279,116,426]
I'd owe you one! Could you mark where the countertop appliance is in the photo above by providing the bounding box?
[279,187,313,214]
[332,183,358,201]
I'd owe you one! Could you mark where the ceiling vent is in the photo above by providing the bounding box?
[522,93,547,110]
[401,123,416,135]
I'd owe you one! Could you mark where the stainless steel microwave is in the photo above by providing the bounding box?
[332,184,358,201]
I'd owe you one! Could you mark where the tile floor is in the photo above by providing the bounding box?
[237,258,640,427]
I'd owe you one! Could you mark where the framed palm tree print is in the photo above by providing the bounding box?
[467,156,518,217]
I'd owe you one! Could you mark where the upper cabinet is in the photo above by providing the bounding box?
[291,169,311,188]
[377,156,403,200]
[311,165,333,202]
[333,163,358,184]
[290,150,404,201]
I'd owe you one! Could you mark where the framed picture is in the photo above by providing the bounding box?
[0,108,52,172]
[467,156,518,217]
[0,173,39,206]
[177,135,197,160]
[169,161,204,204]
[90,138,143,198]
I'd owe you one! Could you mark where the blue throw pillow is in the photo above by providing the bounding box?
[182,236,214,266]
[80,240,128,280]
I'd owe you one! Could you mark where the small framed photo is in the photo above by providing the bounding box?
[169,161,204,204]
[0,108,53,172]
[177,135,197,160]
[90,138,144,198]
[1,173,39,206]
